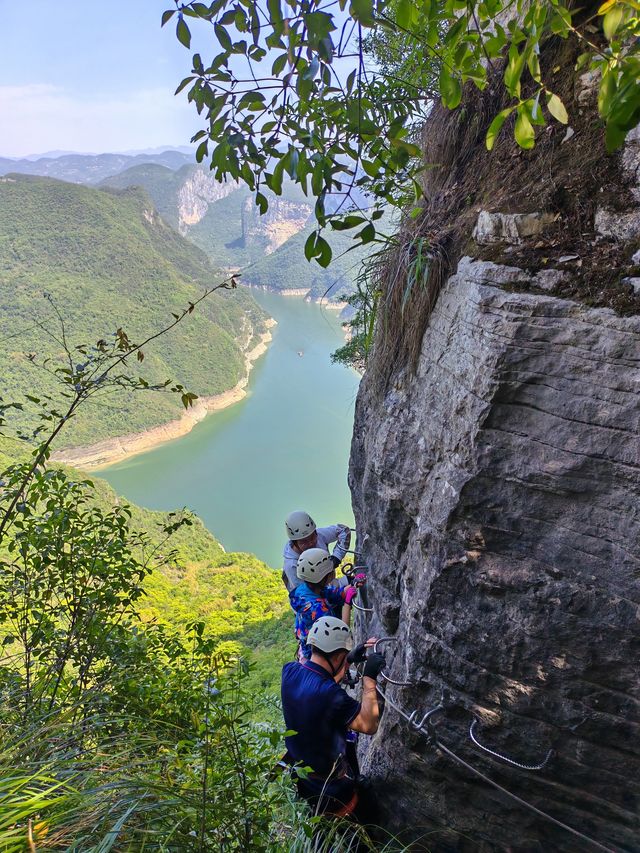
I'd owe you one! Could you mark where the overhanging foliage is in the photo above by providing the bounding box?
[166,0,640,255]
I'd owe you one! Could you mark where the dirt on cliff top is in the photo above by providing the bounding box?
[370,26,640,384]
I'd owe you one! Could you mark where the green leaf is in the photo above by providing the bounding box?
[598,70,617,118]
[161,9,175,27]
[358,222,376,243]
[605,120,628,152]
[315,235,333,267]
[514,108,535,149]
[603,5,624,40]
[175,76,195,95]
[350,0,375,27]
[575,52,591,71]
[389,138,422,157]
[550,6,572,36]
[272,52,288,75]
[485,108,512,150]
[305,11,335,41]
[215,23,233,53]
[396,0,413,29]
[546,93,568,124]
[330,215,367,230]
[255,192,268,214]
[267,0,283,31]
[439,68,462,109]
[176,16,191,49]
[504,45,525,98]
[196,140,208,162]
[304,231,318,261]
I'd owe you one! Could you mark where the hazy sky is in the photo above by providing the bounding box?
[0,1,206,157]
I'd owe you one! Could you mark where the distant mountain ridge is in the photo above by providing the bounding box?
[0,149,192,184]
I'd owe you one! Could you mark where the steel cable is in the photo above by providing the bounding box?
[469,718,553,772]
[375,682,617,853]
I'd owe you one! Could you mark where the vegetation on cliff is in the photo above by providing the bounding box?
[171,0,639,249]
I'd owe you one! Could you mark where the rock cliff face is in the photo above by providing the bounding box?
[349,70,640,852]
[176,169,237,232]
[241,194,311,254]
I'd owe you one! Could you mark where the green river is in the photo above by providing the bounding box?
[100,290,360,568]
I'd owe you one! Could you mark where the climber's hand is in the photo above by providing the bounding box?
[364,637,378,649]
[363,653,386,680]
[353,571,367,587]
[344,586,358,606]
[347,643,368,664]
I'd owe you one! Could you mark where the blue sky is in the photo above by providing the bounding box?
[0,1,204,156]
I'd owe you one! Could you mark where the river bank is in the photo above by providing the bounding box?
[242,282,348,311]
[51,321,276,470]
[98,288,358,566]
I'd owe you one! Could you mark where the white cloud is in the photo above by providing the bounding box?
[0,83,203,157]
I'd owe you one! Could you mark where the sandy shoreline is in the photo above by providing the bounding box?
[243,282,348,310]
[51,320,276,470]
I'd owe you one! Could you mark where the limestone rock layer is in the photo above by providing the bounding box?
[349,257,640,851]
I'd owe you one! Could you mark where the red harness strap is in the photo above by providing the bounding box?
[328,790,359,818]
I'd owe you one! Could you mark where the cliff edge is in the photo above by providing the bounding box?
[349,36,640,853]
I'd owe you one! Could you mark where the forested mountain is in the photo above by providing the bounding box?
[99,162,239,234]
[0,174,268,448]
[101,164,317,268]
[0,149,192,184]
[243,222,369,301]
[4,151,369,302]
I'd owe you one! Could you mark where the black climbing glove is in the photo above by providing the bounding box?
[347,643,367,664]
[363,653,386,680]
[330,554,341,569]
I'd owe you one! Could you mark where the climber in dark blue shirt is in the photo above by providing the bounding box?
[281,616,385,816]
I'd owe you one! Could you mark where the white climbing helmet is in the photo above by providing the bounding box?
[296,548,334,583]
[307,616,354,653]
[285,510,316,542]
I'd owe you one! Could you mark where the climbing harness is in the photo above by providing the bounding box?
[469,718,553,772]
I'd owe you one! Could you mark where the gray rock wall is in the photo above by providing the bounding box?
[349,256,640,851]
[241,195,311,253]
[177,170,237,231]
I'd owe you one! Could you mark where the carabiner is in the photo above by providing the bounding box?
[373,637,413,686]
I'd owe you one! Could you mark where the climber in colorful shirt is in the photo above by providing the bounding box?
[282,509,351,592]
[289,548,366,660]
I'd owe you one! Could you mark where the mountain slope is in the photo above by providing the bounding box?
[0,435,291,697]
[102,165,315,271]
[101,161,378,301]
[100,163,239,234]
[243,222,367,300]
[0,174,268,448]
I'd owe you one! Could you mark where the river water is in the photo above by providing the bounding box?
[99,290,360,568]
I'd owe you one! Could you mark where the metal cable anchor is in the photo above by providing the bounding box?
[469,719,554,772]
[373,637,413,686]
[408,703,445,743]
